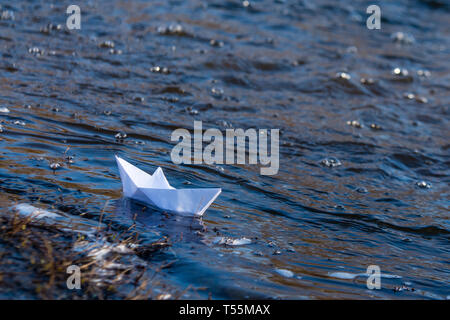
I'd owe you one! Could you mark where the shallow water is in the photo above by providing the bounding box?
[0,0,449,299]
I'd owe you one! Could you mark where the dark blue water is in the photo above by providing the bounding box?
[0,0,449,299]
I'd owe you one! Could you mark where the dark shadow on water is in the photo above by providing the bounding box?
[112,197,207,243]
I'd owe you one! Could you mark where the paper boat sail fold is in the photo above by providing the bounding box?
[115,156,221,216]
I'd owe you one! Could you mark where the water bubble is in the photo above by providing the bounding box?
[392,67,409,76]
[286,246,296,253]
[391,32,415,44]
[370,123,382,130]
[356,187,368,193]
[360,77,374,85]
[0,107,10,113]
[417,70,431,77]
[65,155,75,164]
[320,157,342,168]
[393,285,415,292]
[2,61,18,73]
[157,24,185,36]
[346,120,363,128]
[416,181,431,189]
[40,23,62,34]
[0,124,4,133]
[0,10,14,21]
[215,165,225,172]
[28,47,45,56]
[13,120,25,126]
[217,120,233,128]
[211,87,224,97]
[49,162,61,171]
[213,237,251,246]
[150,66,170,74]
[99,40,115,48]
[168,24,183,34]
[109,49,122,55]
[336,72,351,80]
[209,39,224,47]
[156,294,172,300]
[404,92,415,100]
[346,46,358,54]
[115,132,127,140]
[185,106,199,115]
[416,96,428,104]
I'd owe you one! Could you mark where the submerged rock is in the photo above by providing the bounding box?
[10,203,107,236]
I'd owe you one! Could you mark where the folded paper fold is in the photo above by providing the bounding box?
[115,156,221,216]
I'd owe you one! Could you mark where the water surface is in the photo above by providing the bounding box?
[0,0,449,299]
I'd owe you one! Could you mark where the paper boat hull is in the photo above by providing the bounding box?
[115,156,221,216]
[139,187,221,216]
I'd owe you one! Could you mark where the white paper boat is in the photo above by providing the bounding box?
[115,156,221,216]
